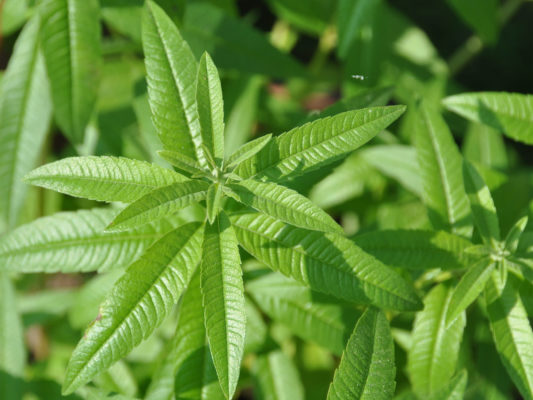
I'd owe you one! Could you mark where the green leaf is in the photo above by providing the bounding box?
[447,0,498,43]
[265,0,336,35]
[0,208,182,273]
[446,258,495,325]
[40,0,101,143]
[253,350,305,400]
[62,222,204,394]
[407,284,466,398]
[236,105,406,181]
[414,100,472,236]
[143,1,204,163]
[337,0,381,59]
[2,0,30,35]
[443,92,533,145]
[229,179,341,233]
[231,211,422,311]
[201,212,245,399]
[0,16,51,230]
[352,229,474,271]
[247,272,360,355]
[158,150,208,178]
[327,307,395,400]
[197,53,224,164]
[462,122,508,169]
[485,273,533,400]
[504,216,528,254]
[463,160,500,247]
[226,134,272,171]
[108,180,209,231]
[206,183,224,224]
[428,369,468,400]
[25,156,186,203]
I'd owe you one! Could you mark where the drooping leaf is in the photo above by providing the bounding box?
[143,1,204,163]
[40,0,101,143]
[201,212,245,399]
[62,222,204,394]
[407,284,466,398]
[206,183,224,224]
[158,150,208,178]
[443,92,533,145]
[229,179,342,233]
[107,180,209,231]
[428,369,468,400]
[0,208,183,273]
[253,350,305,400]
[0,16,51,230]
[247,272,360,355]
[504,216,528,254]
[447,0,498,43]
[226,134,272,171]
[327,307,396,400]
[231,211,422,311]
[485,273,533,400]
[414,100,472,237]
[25,156,186,203]
[236,105,406,181]
[196,53,224,164]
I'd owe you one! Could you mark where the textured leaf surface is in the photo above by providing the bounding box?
[247,273,360,355]
[231,211,422,311]
[253,350,304,400]
[226,134,272,170]
[201,213,245,399]
[229,179,341,233]
[108,180,209,231]
[485,274,533,400]
[158,150,207,178]
[414,100,472,236]
[62,222,204,394]
[0,208,182,273]
[327,308,395,400]
[407,284,466,398]
[236,106,406,181]
[428,369,468,400]
[25,156,186,202]
[443,92,533,144]
[143,1,203,162]
[206,183,223,224]
[0,16,51,229]
[40,0,100,143]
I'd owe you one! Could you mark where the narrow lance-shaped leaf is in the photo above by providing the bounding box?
[40,0,100,143]
[107,180,209,231]
[197,52,224,164]
[24,156,187,203]
[414,100,472,237]
[62,222,204,395]
[485,273,533,400]
[226,134,272,171]
[504,216,528,254]
[158,150,208,178]
[229,179,342,234]
[253,350,304,400]
[206,183,224,224]
[201,212,246,399]
[327,307,395,400]
[143,1,204,164]
[0,16,51,229]
[428,369,468,400]
[236,105,406,181]
[231,211,422,311]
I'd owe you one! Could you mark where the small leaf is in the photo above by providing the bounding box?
[447,0,498,43]
[62,222,204,394]
[25,156,186,203]
[229,179,342,233]
[504,216,529,254]
[206,183,224,224]
[253,350,304,400]
[226,134,272,171]
[327,308,396,400]
[107,180,209,231]
[443,92,533,145]
[201,212,245,399]
[428,369,468,400]
[158,150,208,178]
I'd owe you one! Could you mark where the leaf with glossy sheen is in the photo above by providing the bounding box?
[231,211,422,311]
[206,183,224,224]
[62,222,204,394]
[229,179,341,233]
[247,272,360,355]
[0,208,182,273]
[236,106,406,181]
[226,134,272,171]
[485,273,533,400]
[463,160,500,247]
[446,258,495,325]
[40,0,100,143]
[0,16,51,230]
[253,350,304,400]
[143,1,204,163]
[414,100,472,237]
[327,308,395,400]
[158,150,207,178]
[443,92,533,145]
[407,284,466,398]
[107,180,209,231]
[25,156,186,203]
[505,216,528,254]
[428,369,468,400]
[197,53,224,164]
[201,213,245,399]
